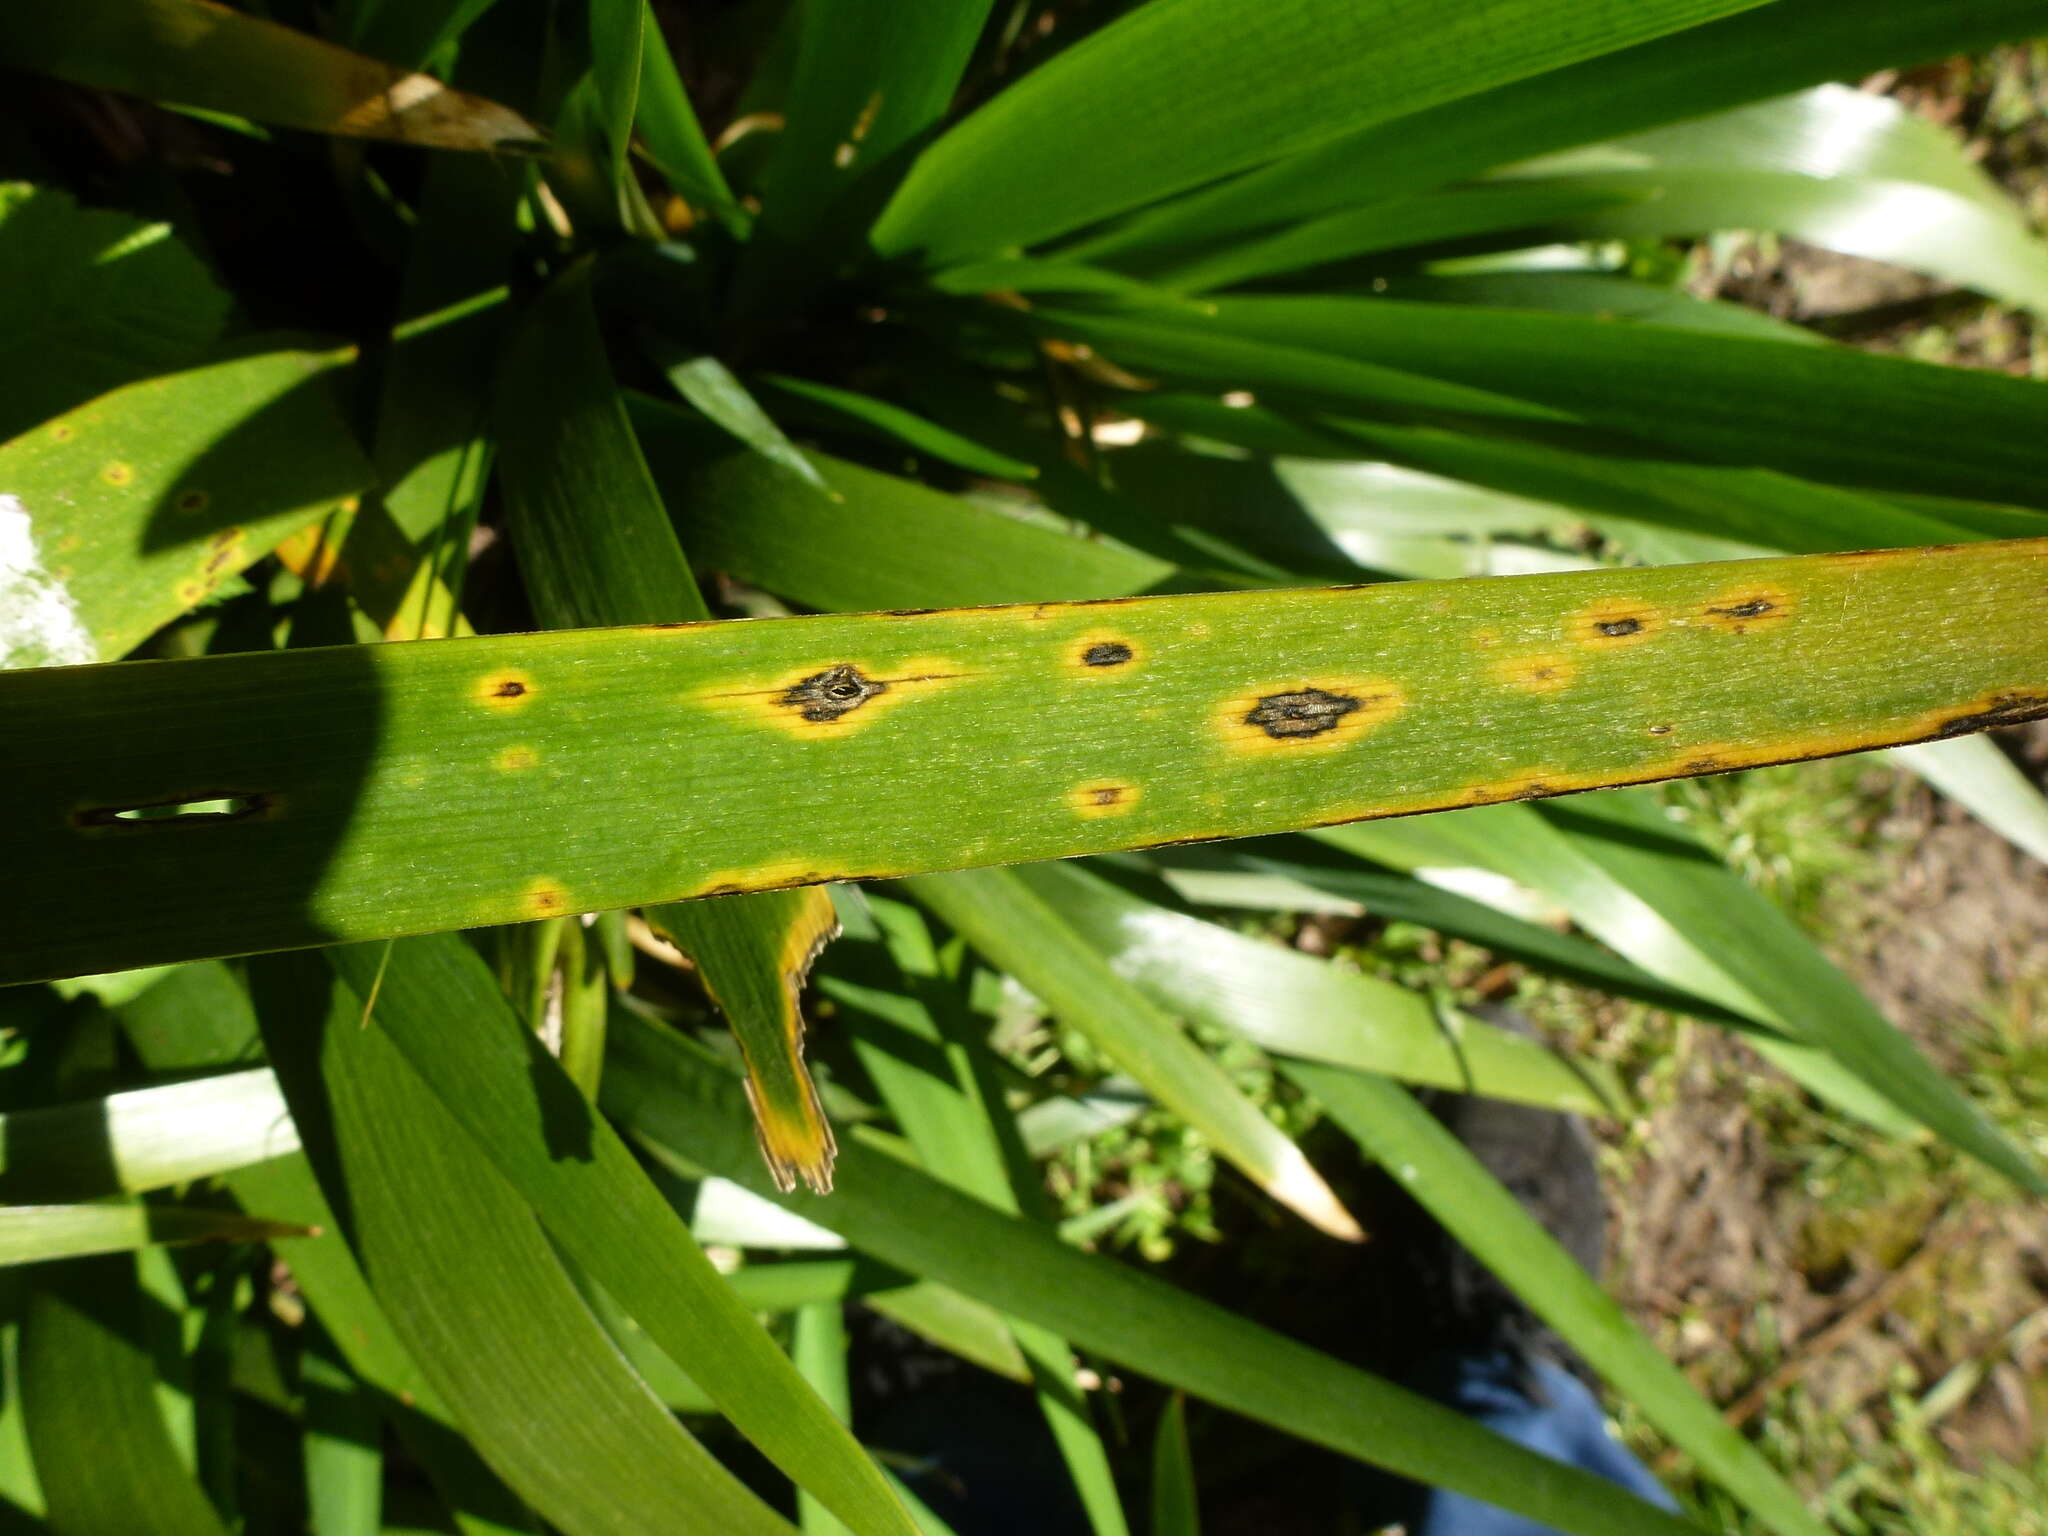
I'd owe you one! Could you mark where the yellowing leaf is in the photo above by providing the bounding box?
[648,889,842,1194]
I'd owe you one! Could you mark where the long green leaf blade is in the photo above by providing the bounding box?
[871,0,1774,261]
[6,542,2048,982]
[1149,1398,1199,1536]
[1120,297,2048,510]
[1320,790,2042,1189]
[905,867,1362,1240]
[1070,0,2048,262]
[109,961,537,1536]
[836,895,1131,1536]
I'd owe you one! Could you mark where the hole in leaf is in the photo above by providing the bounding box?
[77,793,269,828]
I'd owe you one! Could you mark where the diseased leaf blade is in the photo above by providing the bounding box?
[5,542,2048,983]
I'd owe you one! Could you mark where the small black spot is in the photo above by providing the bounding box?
[1082,641,1134,668]
[1091,786,1125,805]
[783,664,886,723]
[1708,599,1773,620]
[1246,688,1361,740]
[1647,723,1674,736]
[494,679,528,699]
[1595,618,1643,637]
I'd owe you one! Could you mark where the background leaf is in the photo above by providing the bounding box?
[0,184,230,444]
[872,0,1775,260]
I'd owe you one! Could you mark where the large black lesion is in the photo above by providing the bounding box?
[1245,688,1361,740]
[782,664,887,723]
[1081,641,1134,668]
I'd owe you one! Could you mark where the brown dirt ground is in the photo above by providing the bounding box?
[1602,737,2048,1486]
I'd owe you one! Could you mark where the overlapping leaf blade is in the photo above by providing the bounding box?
[254,950,795,1536]
[871,0,1775,261]
[321,936,920,1536]
[601,1012,1706,1536]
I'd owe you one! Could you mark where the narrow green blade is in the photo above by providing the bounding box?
[793,1302,855,1536]
[736,0,992,324]
[1889,735,2048,867]
[302,1322,383,1536]
[837,894,1131,1536]
[1016,861,1624,1115]
[630,394,1171,608]
[905,867,1364,1240]
[1070,0,2048,261]
[0,1205,307,1267]
[634,3,743,226]
[871,0,1771,261]
[496,258,843,1192]
[19,1257,229,1535]
[1141,297,2048,511]
[751,374,1040,482]
[1321,790,2043,1189]
[114,963,564,1536]
[1149,1398,1199,1536]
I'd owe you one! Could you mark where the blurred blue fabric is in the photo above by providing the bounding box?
[1403,1348,1680,1535]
